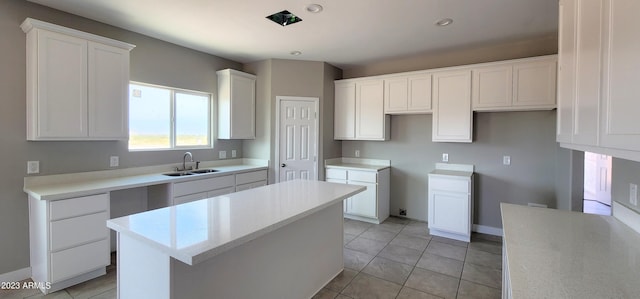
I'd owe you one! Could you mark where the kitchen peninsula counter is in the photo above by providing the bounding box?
[501,203,640,298]
[108,180,365,299]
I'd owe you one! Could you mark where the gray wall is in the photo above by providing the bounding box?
[242,59,342,183]
[0,0,243,275]
[612,158,640,214]
[342,112,558,227]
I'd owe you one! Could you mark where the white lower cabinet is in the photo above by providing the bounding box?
[29,193,110,294]
[235,170,268,192]
[326,166,390,224]
[172,175,235,205]
[428,164,474,242]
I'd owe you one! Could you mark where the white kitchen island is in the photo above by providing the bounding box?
[107,180,365,299]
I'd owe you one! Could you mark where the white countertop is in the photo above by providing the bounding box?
[325,157,390,171]
[24,159,268,200]
[107,180,365,265]
[501,203,640,298]
[429,163,474,178]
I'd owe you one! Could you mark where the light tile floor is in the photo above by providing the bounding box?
[1,217,502,299]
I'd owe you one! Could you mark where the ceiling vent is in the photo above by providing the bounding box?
[266,10,302,26]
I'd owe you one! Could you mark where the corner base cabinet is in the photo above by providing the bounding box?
[326,163,390,224]
[428,164,474,242]
[28,193,110,294]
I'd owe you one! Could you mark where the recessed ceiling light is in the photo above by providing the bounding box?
[435,18,454,27]
[306,4,323,13]
[290,51,302,56]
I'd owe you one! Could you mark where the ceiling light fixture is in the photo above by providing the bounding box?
[306,4,323,13]
[290,51,302,56]
[266,10,303,26]
[435,18,454,27]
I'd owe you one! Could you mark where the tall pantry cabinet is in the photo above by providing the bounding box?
[21,18,135,140]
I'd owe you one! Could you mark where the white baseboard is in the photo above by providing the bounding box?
[472,224,503,237]
[0,267,31,283]
[613,202,640,235]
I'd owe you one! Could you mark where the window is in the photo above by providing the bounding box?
[129,82,212,150]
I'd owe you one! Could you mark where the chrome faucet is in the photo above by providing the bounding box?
[180,151,193,171]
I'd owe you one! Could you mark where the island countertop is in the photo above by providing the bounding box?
[107,180,365,266]
[501,203,640,298]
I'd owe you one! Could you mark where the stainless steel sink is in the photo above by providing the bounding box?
[163,172,194,177]
[190,169,219,174]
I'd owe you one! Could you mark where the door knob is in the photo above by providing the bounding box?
[281,163,286,167]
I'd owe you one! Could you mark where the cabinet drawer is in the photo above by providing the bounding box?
[326,168,347,180]
[236,170,267,185]
[236,180,267,192]
[326,178,347,184]
[50,238,109,283]
[207,186,235,198]
[348,170,377,183]
[50,193,108,221]
[173,175,234,197]
[173,192,208,205]
[50,211,108,251]
[429,177,470,193]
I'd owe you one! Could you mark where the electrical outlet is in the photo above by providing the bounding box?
[442,153,449,162]
[630,184,638,206]
[27,161,39,174]
[219,151,227,159]
[399,209,407,216]
[231,150,237,158]
[355,150,360,158]
[110,156,119,167]
[503,156,511,165]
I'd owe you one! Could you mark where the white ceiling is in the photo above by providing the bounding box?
[28,0,558,69]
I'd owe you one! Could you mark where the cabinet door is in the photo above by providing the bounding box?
[326,178,348,213]
[428,190,469,235]
[35,30,88,139]
[572,0,604,146]
[346,181,377,218]
[334,82,356,139]
[230,74,256,139]
[513,59,557,108]
[472,65,513,110]
[408,74,432,112]
[355,80,386,140]
[600,0,640,151]
[556,0,577,143]
[384,77,408,113]
[88,42,129,139]
[432,70,472,142]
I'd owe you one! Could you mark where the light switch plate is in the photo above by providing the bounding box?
[442,153,449,162]
[27,161,39,174]
[503,156,511,165]
[110,156,119,167]
[630,184,638,206]
[219,151,227,159]
[355,150,360,158]
[231,150,237,158]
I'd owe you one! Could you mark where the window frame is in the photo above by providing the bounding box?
[128,81,213,152]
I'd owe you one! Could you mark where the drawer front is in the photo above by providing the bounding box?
[173,175,235,197]
[207,186,235,198]
[326,178,347,184]
[50,211,109,251]
[173,192,208,205]
[50,239,109,283]
[348,170,377,183]
[236,170,268,185]
[235,180,267,192]
[50,193,108,221]
[429,177,470,193]
[326,168,347,180]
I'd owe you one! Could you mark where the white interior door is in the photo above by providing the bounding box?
[277,97,319,182]
[584,152,612,205]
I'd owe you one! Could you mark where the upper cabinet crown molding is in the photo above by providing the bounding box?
[21,18,135,50]
[22,18,134,141]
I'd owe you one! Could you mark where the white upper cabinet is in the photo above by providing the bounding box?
[334,81,356,139]
[334,79,389,141]
[472,64,513,110]
[217,69,256,139]
[21,18,134,141]
[384,73,432,114]
[432,70,472,143]
[557,0,640,160]
[472,56,557,112]
[600,0,640,152]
